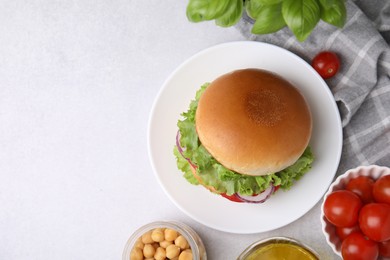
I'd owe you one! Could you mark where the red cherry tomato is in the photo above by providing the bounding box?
[346,176,375,203]
[336,225,361,241]
[359,203,390,242]
[312,51,340,79]
[323,190,363,227]
[379,240,390,257]
[373,175,390,204]
[341,232,379,260]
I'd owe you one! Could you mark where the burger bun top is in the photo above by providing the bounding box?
[195,68,312,176]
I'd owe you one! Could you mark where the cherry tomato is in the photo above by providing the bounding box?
[373,175,390,204]
[336,225,361,241]
[323,190,363,227]
[379,240,390,257]
[346,175,375,203]
[341,232,379,260]
[312,51,340,79]
[359,203,390,242]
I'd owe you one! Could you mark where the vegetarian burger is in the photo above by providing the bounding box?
[174,68,314,203]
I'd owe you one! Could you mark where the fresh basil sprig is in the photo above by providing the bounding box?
[186,0,347,41]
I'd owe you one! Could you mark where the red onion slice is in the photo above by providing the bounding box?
[176,130,197,168]
[176,130,187,158]
[236,184,275,204]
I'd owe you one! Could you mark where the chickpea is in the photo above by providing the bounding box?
[166,244,181,259]
[154,246,166,260]
[151,228,165,242]
[143,244,156,258]
[178,249,193,260]
[160,240,173,248]
[165,228,178,242]
[134,238,144,250]
[130,247,143,260]
[175,235,189,250]
[152,242,160,249]
[141,231,154,244]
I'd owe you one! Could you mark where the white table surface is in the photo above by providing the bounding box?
[0,1,339,259]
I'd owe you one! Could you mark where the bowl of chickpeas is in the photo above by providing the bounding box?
[123,221,207,260]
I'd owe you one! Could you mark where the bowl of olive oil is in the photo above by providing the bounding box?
[237,237,319,260]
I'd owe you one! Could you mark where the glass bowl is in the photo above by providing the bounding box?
[122,220,207,260]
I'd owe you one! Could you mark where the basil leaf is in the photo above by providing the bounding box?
[257,0,282,4]
[251,3,286,34]
[282,0,320,41]
[186,0,210,22]
[245,0,282,20]
[186,0,232,22]
[245,0,264,20]
[215,0,243,27]
[318,0,341,9]
[320,0,346,28]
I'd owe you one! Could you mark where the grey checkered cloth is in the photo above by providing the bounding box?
[236,0,390,176]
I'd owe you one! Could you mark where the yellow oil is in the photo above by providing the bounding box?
[245,242,318,260]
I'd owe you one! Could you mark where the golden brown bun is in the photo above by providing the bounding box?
[195,68,312,176]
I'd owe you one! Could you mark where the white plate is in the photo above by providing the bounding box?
[148,41,343,234]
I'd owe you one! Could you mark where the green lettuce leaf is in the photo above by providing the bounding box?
[173,146,199,185]
[174,83,314,196]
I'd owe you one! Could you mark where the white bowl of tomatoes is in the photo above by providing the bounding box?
[321,165,390,260]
